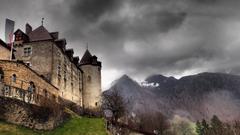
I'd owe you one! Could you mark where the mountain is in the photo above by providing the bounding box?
[106,72,240,122]
[107,75,168,115]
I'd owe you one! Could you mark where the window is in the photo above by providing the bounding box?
[12,74,16,83]
[63,68,67,79]
[57,51,61,57]
[57,61,61,77]
[15,34,22,41]
[58,77,61,85]
[57,61,61,85]
[4,86,10,95]
[28,81,35,93]
[52,95,56,102]
[87,76,91,82]
[0,74,2,82]
[0,68,4,82]
[43,89,48,98]
[64,78,67,89]
[71,82,73,92]
[23,47,32,56]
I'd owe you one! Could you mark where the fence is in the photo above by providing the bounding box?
[0,76,58,107]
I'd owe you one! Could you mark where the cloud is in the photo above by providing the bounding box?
[1,0,240,88]
[69,0,121,22]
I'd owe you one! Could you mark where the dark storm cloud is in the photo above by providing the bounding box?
[194,0,217,4]
[154,11,187,32]
[69,0,121,22]
[1,0,240,88]
[32,0,240,86]
[98,11,187,39]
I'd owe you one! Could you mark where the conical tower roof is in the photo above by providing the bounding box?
[80,49,92,65]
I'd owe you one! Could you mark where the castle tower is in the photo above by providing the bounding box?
[80,49,102,109]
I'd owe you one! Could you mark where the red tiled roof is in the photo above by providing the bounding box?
[28,26,53,42]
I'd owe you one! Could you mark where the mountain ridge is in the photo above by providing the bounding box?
[106,72,240,121]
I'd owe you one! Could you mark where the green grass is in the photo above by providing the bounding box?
[0,110,108,135]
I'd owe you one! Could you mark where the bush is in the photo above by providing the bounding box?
[83,108,102,118]
[195,115,240,135]
[58,97,83,115]
[171,115,197,135]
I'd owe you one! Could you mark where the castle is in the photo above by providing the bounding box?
[0,23,102,109]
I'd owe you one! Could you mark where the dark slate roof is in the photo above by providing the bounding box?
[0,39,11,50]
[55,39,66,51]
[66,49,74,56]
[80,49,102,67]
[14,29,25,34]
[80,49,92,65]
[50,32,59,40]
[28,26,53,42]
[73,57,79,65]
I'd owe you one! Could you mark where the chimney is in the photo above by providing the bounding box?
[25,23,32,35]
[5,19,15,43]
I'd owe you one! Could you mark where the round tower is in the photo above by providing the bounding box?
[80,49,101,110]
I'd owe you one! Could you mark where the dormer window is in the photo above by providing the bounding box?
[15,34,22,41]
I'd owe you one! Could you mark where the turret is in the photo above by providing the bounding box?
[79,49,101,110]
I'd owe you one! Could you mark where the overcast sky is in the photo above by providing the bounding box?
[1,0,240,89]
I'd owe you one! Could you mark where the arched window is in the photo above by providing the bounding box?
[43,89,48,98]
[12,74,16,83]
[0,68,4,82]
[52,95,56,102]
[87,76,91,82]
[28,81,35,93]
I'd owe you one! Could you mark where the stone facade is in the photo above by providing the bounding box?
[0,60,59,99]
[0,39,11,60]
[0,96,65,130]
[0,23,102,109]
[14,41,53,80]
[81,65,101,109]
[13,40,83,105]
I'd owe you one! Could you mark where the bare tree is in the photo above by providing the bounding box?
[101,89,125,124]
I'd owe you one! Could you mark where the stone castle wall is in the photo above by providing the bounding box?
[81,65,101,109]
[0,96,65,130]
[13,41,83,105]
[14,41,53,80]
[0,60,59,99]
[51,45,83,106]
[0,45,11,60]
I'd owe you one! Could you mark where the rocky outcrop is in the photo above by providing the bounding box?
[0,96,67,130]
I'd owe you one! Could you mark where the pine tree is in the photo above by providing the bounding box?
[210,115,223,135]
[201,119,209,135]
[196,121,203,135]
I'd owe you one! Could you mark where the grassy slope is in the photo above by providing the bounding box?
[0,110,107,135]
